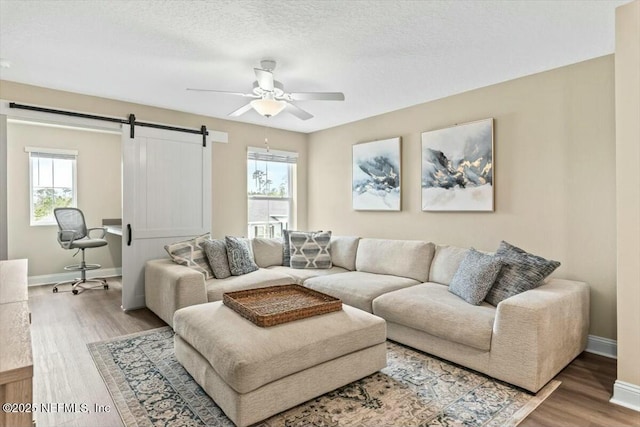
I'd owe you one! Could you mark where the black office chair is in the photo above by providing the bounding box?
[52,207,109,294]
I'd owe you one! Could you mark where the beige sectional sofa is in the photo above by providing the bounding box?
[145,236,589,393]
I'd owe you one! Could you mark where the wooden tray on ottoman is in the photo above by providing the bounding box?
[222,284,342,327]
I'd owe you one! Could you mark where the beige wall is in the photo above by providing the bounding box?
[6,122,122,277]
[0,80,308,245]
[308,56,617,339]
[615,0,640,389]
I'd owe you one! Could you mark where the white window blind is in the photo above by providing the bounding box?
[247,147,298,164]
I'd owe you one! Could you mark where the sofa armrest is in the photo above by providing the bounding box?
[145,258,208,328]
[489,278,590,392]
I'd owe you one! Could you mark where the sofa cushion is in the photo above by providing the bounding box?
[304,271,420,313]
[449,249,503,305]
[289,231,332,269]
[429,245,470,285]
[485,241,561,306]
[252,238,283,268]
[355,238,435,282]
[330,236,360,271]
[165,233,214,279]
[202,239,232,279]
[267,266,349,285]
[373,283,496,351]
[225,236,259,276]
[205,268,294,301]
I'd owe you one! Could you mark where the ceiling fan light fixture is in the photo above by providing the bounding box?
[250,98,286,117]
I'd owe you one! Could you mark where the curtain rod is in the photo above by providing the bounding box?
[8,102,209,147]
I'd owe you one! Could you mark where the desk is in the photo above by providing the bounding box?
[102,219,122,237]
[105,225,122,236]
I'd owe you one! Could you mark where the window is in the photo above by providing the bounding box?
[26,147,78,226]
[247,147,297,239]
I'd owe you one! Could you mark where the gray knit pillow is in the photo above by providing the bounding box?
[448,249,503,305]
[225,236,258,276]
[202,239,231,279]
[485,241,560,306]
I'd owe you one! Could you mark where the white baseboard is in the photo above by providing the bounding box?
[585,335,617,359]
[28,267,122,286]
[611,380,640,412]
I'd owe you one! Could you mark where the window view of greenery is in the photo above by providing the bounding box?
[247,159,291,238]
[31,155,75,224]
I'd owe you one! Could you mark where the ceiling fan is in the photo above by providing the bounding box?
[187,60,345,120]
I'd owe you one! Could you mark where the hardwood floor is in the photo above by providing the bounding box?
[28,278,164,427]
[27,279,639,427]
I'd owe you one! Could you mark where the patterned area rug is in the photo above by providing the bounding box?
[88,327,559,427]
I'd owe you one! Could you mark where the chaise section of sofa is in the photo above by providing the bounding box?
[372,243,590,393]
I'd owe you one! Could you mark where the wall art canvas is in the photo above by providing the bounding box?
[352,137,401,211]
[421,118,494,211]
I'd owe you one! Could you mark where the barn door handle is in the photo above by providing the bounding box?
[127,224,132,246]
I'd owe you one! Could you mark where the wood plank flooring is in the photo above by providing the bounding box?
[27,278,639,427]
[28,278,163,427]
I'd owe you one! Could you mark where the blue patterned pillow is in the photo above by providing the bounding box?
[484,241,560,306]
[225,236,258,276]
[448,249,503,305]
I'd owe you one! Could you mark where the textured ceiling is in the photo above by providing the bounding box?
[0,0,629,133]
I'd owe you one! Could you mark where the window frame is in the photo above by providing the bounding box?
[247,147,297,239]
[26,146,78,226]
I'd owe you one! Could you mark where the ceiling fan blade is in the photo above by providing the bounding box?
[285,102,313,120]
[254,68,274,92]
[228,103,254,117]
[288,92,345,101]
[187,88,257,97]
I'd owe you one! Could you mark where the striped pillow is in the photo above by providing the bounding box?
[164,233,214,279]
[289,231,332,269]
[484,241,560,306]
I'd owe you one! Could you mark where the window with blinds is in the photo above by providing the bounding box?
[25,147,78,226]
[247,147,297,239]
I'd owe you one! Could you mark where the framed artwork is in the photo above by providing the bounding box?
[352,137,401,211]
[421,118,494,211]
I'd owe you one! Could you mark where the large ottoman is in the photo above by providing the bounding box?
[173,301,387,427]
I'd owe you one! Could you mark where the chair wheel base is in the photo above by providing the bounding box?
[104,284,109,290]
[72,289,79,295]
[52,287,58,293]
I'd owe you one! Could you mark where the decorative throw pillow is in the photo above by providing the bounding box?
[484,241,561,306]
[282,229,320,266]
[164,233,214,279]
[448,248,503,305]
[202,239,232,279]
[289,231,332,269]
[225,236,259,276]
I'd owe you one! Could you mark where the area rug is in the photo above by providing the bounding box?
[88,326,559,427]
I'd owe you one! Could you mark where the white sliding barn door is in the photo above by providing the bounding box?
[121,125,211,310]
